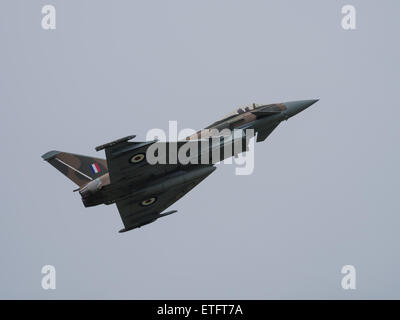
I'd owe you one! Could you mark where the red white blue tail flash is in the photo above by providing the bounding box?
[90,163,100,174]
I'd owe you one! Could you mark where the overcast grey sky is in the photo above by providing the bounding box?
[0,0,399,299]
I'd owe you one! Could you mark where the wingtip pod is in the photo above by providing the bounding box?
[159,210,178,218]
[41,150,60,161]
[95,135,136,152]
[118,227,133,233]
[118,210,178,233]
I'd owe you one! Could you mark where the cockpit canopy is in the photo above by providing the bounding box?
[221,103,263,120]
[204,103,263,129]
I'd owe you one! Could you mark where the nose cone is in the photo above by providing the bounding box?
[284,99,319,118]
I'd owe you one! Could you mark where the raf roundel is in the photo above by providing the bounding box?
[140,197,157,207]
[129,153,145,164]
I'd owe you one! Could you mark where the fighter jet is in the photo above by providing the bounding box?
[42,99,318,232]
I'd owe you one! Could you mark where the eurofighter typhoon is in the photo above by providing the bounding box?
[42,99,318,232]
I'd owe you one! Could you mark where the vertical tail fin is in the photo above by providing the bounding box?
[41,150,108,186]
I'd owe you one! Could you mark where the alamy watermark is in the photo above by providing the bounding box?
[341,265,356,290]
[41,265,56,290]
[41,5,56,30]
[144,121,255,175]
[341,5,356,30]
